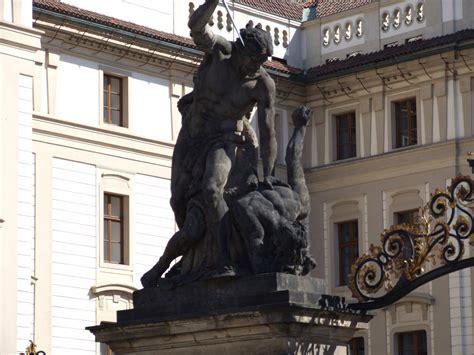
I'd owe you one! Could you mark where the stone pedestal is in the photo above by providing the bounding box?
[88,274,371,354]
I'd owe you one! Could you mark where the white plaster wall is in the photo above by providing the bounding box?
[449,268,473,355]
[130,73,172,141]
[16,75,35,351]
[56,54,100,125]
[1,0,12,22]
[51,158,96,354]
[41,64,49,114]
[442,0,463,22]
[134,174,175,289]
[62,0,174,34]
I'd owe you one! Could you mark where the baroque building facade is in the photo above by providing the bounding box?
[1,0,474,354]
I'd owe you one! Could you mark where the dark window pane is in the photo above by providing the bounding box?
[395,98,417,148]
[104,222,109,241]
[336,112,356,160]
[348,337,365,355]
[338,220,358,286]
[111,243,122,264]
[111,196,121,217]
[111,221,122,242]
[111,110,121,126]
[398,330,427,355]
[395,209,418,224]
[110,94,120,110]
[110,77,121,94]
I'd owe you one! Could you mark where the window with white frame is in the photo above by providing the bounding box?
[99,172,132,268]
[103,193,128,265]
[103,73,129,127]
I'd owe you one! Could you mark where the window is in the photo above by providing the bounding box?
[395,98,417,148]
[104,193,125,264]
[397,330,427,355]
[416,3,424,22]
[336,112,356,160]
[405,6,414,25]
[395,209,419,224]
[333,25,341,44]
[348,337,365,355]
[103,74,123,126]
[344,22,352,40]
[382,12,390,31]
[393,9,401,29]
[355,19,363,37]
[322,28,330,46]
[337,220,359,286]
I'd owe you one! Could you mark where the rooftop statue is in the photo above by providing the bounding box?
[141,0,315,288]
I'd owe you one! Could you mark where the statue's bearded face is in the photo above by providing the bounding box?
[236,27,273,75]
[237,48,268,75]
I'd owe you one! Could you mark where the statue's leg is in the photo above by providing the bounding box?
[140,205,205,288]
[201,144,236,272]
[201,144,235,223]
[170,130,192,229]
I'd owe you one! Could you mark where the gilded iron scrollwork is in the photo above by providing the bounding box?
[349,175,474,310]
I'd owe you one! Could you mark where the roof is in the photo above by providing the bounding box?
[33,0,196,48]
[32,0,300,75]
[305,29,474,81]
[237,0,304,21]
[312,0,375,18]
[32,1,474,82]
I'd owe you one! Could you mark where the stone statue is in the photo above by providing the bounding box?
[141,0,315,288]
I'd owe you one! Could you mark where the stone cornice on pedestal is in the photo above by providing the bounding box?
[88,273,372,354]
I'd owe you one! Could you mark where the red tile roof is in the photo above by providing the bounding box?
[32,1,474,82]
[305,29,474,81]
[312,0,375,18]
[32,0,298,75]
[237,0,304,21]
[33,0,197,48]
[316,0,378,17]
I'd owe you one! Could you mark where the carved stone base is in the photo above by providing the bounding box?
[88,274,371,354]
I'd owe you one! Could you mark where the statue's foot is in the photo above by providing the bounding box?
[141,263,168,288]
[140,270,158,288]
[207,265,237,279]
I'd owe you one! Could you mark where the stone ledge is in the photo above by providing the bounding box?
[88,274,372,354]
[122,273,327,323]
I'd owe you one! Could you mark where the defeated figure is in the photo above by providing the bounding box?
[141,106,315,288]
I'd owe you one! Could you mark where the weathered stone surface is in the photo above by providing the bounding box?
[140,0,316,289]
[88,275,372,354]
[125,273,326,322]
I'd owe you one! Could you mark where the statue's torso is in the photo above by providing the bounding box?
[188,53,267,137]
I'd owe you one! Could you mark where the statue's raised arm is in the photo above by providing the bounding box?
[188,0,231,53]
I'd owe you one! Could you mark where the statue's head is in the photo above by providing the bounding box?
[234,23,273,75]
